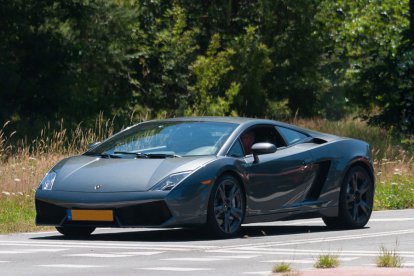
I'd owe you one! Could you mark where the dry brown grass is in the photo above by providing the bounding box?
[1,154,64,194]
[0,114,117,193]
[1,116,413,194]
[292,117,414,183]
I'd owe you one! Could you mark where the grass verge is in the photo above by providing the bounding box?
[0,192,51,234]
[375,176,414,210]
[314,253,340,269]
[375,245,403,267]
[272,262,292,273]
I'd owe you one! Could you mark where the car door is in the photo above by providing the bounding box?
[238,125,314,215]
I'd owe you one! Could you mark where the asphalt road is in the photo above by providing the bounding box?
[1,209,414,276]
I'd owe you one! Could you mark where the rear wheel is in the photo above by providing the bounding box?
[323,166,374,229]
[207,175,245,238]
[56,226,96,237]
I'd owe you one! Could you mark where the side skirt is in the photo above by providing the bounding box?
[243,206,337,224]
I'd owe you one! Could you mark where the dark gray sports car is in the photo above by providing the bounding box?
[35,117,375,238]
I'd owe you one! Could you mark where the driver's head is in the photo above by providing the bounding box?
[241,131,255,155]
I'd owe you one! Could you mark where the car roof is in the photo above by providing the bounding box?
[155,116,256,124]
[156,116,308,131]
[135,116,337,141]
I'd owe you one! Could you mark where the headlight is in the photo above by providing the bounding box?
[150,171,192,191]
[38,171,57,190]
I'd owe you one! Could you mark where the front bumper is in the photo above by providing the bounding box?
[35,188,207,228]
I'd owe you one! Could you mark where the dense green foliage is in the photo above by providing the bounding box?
[1,0,413,139]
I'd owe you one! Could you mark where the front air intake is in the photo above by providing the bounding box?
[116,201,172,226]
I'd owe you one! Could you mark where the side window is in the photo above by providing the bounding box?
[228,139,245,157]
[277,127,308,145]
[238,126,286,156]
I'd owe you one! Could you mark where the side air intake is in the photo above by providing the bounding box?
[305,160,331,200]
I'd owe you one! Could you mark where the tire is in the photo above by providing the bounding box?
[323,166,374,229]
[206,175,245,238]
[56,226,96,237]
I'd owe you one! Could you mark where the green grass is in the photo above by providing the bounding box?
[314,253,340,269]
[272,262,292,273]
[0,192,51,234]
[375,176,414,210]
[376,246,403,267]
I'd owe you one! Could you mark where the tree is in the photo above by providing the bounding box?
[185,34,240,116]
[0,0,139,131]
[334,0,413,136]
[130,3,199,117]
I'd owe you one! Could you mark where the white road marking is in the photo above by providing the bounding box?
[0,240,215,251]
[259,217,414,225]
[20,231,56,235]
[162,255,258,262]
[139,267,213,271]
[369,218,414,222]
[3,228,413,254]
[374,209,414,214]
[243,272,270,275]
[0,261,10,263]
[37,264,106,268]
[261,257,359,263]
[0,251,28,254]
[56,240,216,249]
[208,249,414,258]
[228,248,410,254]
[111,251,163,256]
[218,247,414,256]
[263,259,315,264]
[66,253,138,258]
[0,249,67,254]
[0,242,192,251]
[20,248,66,252]
[209,255,259,259]
[66,251,163,258]
[162,257,224,262]
[215,229,414,250]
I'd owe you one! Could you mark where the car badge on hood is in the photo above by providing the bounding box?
[94,184,102,190]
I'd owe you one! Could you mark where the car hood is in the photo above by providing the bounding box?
[52,155,216,192]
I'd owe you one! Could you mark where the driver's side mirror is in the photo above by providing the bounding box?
[88,141,101,150]
[251,142,277,163]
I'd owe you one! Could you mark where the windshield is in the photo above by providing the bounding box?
[86,121,238,157]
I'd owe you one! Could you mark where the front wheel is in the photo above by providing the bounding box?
[207,175,245,238]
[323,166,374,229]
[56,226,96,237]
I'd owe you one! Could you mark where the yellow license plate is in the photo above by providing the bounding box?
[70,209,113,222]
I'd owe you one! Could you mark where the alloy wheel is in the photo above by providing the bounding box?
[345,168,373,225]
[213,178,244,234]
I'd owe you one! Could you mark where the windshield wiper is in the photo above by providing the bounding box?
[146,153,182,158]
[113,151,149,158]
[84,152,122,159]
